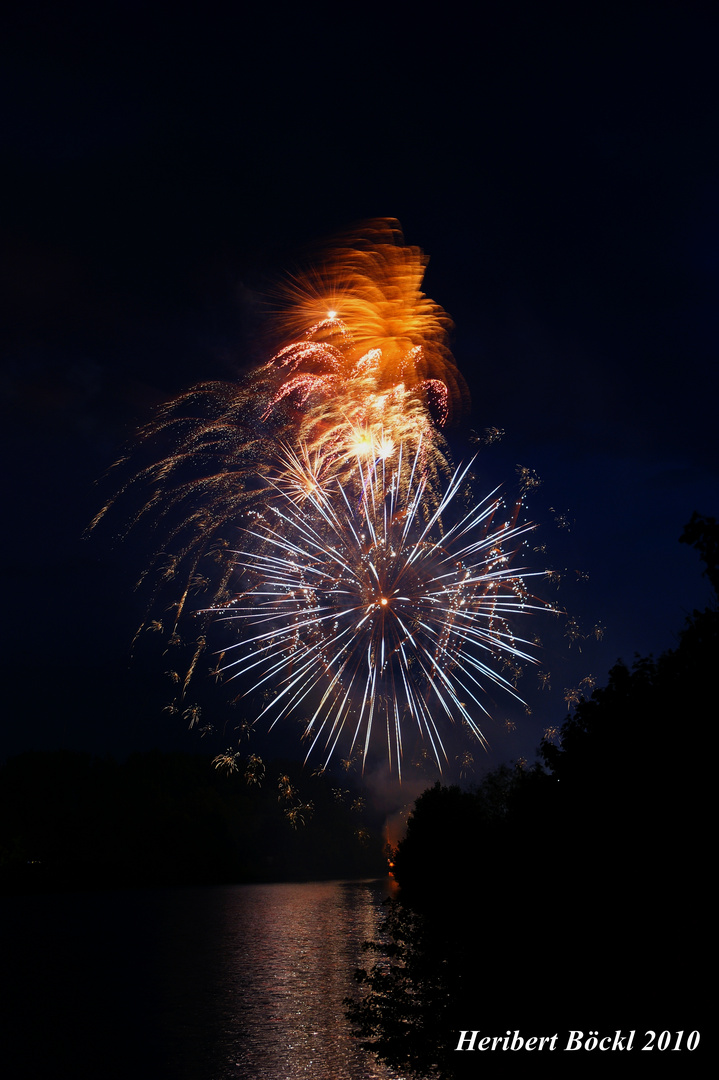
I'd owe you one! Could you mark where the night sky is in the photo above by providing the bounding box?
[3,3,717,785]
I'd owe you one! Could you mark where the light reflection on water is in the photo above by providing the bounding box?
[2,879,404,1080]
[155,879,403,1079]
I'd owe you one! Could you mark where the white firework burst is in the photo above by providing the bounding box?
[212,442,547,778]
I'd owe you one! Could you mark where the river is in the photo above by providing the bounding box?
[2,878,406,1080]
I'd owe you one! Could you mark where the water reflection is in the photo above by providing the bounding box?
[2,879,403,1080]
[157,879,402,1079]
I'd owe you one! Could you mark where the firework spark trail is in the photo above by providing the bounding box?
[211,443,546,778]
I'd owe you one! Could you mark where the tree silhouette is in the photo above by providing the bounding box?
[348,514,715,1076]
[680,511,719,594]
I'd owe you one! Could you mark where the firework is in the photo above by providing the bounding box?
[272,219,466,424]
[213,443,545,778]
[93,219,549,775]
[258,219,469,505]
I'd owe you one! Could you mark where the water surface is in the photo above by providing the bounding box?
[2,879,404,1079]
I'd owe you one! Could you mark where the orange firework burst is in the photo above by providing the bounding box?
[265,219,468,480]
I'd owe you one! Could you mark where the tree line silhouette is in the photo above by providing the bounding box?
[347,514,715,1076]
[0,751,386,890]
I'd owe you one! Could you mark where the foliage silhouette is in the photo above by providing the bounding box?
[0,750,386,891]
[348,514,715,1076]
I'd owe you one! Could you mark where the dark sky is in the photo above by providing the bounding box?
[3,3,718,782]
